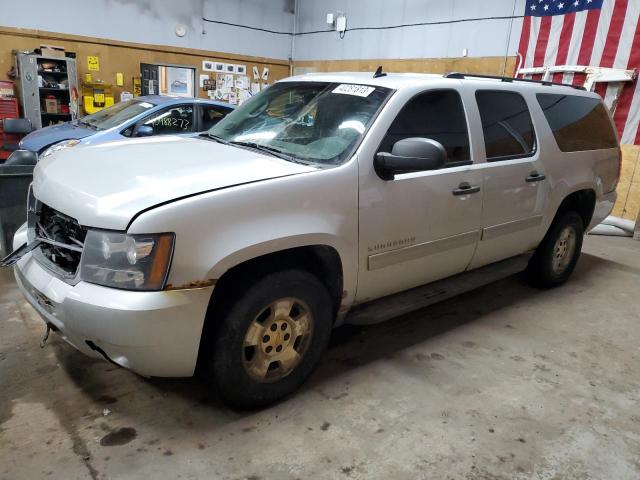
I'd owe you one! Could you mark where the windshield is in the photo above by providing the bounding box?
[208,81,392,165]
[80,99,156,130]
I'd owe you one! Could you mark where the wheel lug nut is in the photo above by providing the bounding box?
[284,333,290,341]
[266,346,273,353]
[276,345,283,352]
[281,324,287,330]
[270,324,277,332]
[263,335,270,343]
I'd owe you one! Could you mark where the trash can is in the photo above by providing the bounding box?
[0,165,33,257]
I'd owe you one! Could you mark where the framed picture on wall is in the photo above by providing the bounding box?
[236,64,247,75]
[202,60,214,72]
[214,62,225,73]
[224,63,236,74]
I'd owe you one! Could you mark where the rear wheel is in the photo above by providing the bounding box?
[526,211,584,288]
[209,269,332,409]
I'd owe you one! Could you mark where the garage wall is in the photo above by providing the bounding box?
[1,0,295,60]
[293,0,525,61]
[0,27,291,103]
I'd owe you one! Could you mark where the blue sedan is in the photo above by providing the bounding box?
[18,95,235,156]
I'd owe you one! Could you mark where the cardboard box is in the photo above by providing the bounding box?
[40,44,65,59]
[44,98,58,113]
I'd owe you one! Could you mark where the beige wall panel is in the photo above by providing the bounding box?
[0,27,290,102]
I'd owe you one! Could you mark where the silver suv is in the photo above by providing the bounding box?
[5,72,620,408]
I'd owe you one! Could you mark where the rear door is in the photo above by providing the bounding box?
[469,89,549,269]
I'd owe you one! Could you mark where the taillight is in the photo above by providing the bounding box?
[616,147,622,187]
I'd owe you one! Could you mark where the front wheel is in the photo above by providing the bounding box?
[526,211,584,288]
[209,269,333,409]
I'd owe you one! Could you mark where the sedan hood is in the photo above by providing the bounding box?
[33,136,316,230]
[20,122,94,152]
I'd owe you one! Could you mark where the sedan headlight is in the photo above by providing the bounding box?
[80,231,175,291]
[41,139,81,158]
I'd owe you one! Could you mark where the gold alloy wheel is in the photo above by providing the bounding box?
[242,297,314,383]
[552,225,577,274]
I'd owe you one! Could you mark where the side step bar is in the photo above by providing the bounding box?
[345,253,532,326]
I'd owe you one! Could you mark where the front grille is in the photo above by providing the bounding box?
[33,202,87,276]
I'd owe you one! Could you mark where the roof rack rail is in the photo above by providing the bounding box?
[444,72,586,91]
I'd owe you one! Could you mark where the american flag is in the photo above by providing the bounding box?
[517,0,640,144]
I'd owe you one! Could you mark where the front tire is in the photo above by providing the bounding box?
[209,269,333,409]
[526,211,584,288]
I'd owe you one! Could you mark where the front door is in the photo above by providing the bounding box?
[140,63,159,96]
[356,89,483,303]
[468,89,549,269]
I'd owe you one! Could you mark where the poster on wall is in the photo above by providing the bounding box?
[164,66,195,97]
[87,56,100,72]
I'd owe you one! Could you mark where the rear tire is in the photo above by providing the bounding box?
[209,269,333,409]
[526,211,584,288]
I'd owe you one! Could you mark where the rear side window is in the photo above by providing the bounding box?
[200,105,231,130]
[536,94,618,151]
[476,91,536,161]
[379,89,470,165]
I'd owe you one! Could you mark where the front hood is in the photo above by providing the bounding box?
[33,136,316,230]
[20,122,94,152]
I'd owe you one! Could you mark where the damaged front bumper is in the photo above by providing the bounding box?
[12,251,213,377]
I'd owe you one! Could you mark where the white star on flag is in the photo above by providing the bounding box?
[543,4,549,10]
[558,2,564,8]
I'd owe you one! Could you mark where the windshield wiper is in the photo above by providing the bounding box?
[202,133,232,145]
[77,119,98,130]
[229,141,304,163]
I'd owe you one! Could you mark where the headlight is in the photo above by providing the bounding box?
[41,139,81,158]
[80,230,175,291]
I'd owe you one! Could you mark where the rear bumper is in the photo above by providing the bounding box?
[14,252,212,377]
[588,190,617,231]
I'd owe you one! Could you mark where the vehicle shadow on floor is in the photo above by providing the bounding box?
[51,252,613,415]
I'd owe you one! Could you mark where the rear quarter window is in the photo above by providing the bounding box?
[536,93,618,152]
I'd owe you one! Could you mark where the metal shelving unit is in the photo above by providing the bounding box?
[14,52,78,130]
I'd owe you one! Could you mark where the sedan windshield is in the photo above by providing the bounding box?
[208,82,392,165]
[80,99,156,130]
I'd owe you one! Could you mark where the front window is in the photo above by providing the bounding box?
[79,99,156,130]
[208,81,393,165]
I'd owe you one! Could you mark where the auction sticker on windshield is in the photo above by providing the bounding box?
[332,84,375,97]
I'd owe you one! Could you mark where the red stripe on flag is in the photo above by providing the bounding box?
[594,83,607,99]
[601,0,628,67]
[553,12,576,83]
[614,17,640,137]
[574,8,601,85]
[595,0,627,107]
[532,17,552,81]
[516,15,532,76]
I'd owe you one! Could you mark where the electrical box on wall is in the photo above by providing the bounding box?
[336,15,347,33]
[326,13,334,25]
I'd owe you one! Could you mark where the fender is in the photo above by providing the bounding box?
[128,160,360,310]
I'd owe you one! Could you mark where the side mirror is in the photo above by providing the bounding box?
[136,125,154,137]
[374,138,447,181]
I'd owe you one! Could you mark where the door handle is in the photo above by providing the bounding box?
[452,182,481,196]
[526,172,546,183]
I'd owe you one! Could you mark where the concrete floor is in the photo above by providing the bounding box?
[1,235,639,480]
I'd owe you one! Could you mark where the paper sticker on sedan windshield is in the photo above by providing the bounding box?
[332,84,375,97]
